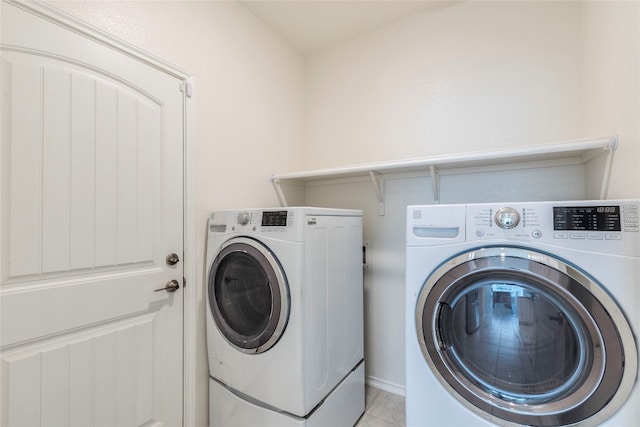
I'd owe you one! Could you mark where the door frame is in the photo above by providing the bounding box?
[3,1,197,424]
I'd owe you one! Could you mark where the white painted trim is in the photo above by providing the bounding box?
[366,375,406,397]
[4,2,197,424]
[7,0,192,80]
[182,75,197,427]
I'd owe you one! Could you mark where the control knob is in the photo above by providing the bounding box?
[494,207,520,229]
[237,212,251,226]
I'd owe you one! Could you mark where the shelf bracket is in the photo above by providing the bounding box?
[598,135,618,199]
[369,171,385,215]
[430,165,440,202]
[272,178,289,207]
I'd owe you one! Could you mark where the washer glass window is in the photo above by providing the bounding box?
[208,238,289,354]
[416,247,634,426]
[441,278,592,403]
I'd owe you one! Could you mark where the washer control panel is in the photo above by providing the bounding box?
[228,210,294,232]
[464,200,639,254]
[209,210,295,233]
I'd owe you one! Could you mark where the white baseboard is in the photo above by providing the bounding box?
[365,376,406,397]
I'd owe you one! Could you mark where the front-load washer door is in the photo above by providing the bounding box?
[208,237,289,354]
[416,246,637,427]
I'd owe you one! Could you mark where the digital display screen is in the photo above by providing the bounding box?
[553,206,621,231]
[262,211,288,227]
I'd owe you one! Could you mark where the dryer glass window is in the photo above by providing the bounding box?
[214,252,272,338]
[208,240,289,354]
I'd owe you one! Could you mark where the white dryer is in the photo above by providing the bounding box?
[405,200,639,426]
[206,207,365,427]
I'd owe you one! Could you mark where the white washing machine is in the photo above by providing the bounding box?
[405,200,639,426]
[206,207,365,427]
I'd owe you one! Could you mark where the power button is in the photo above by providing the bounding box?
[532,230,542,238]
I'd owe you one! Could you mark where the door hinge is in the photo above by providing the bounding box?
[183,277,186,288]
[180,82,193,98]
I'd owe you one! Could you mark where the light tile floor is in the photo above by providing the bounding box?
[355,386,406,427]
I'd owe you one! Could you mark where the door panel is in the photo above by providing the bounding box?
[3,55,164,279]
[3,314,157,426]
[1,2,184,425]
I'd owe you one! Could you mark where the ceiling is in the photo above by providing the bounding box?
[240,1,456,54]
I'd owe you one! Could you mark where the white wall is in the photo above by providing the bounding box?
[305,1,585,169]
[580,1,640,198]
[304,0,639,392]
[49,1,305,425]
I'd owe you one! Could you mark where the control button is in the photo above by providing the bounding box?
[624,226,639,232]
[554,232,568,239]
[606,234,622,240]
[570,233,586,239]
[476,229,485,237]
[588,233,604,240]
[532,230,542,238]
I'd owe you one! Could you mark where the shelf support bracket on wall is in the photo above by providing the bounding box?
[598,135,617,199]
[272,178,289,207]
[430,165,440,202]
[369,171,385,215]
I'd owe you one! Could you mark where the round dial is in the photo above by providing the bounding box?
[494,207,520,229]
[237,212,251,226]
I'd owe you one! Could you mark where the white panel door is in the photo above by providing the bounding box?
[0,2,185,426]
